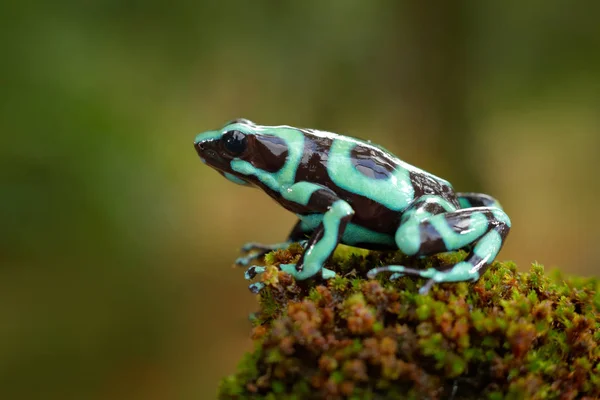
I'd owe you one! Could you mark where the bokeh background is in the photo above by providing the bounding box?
[2,1,599,399]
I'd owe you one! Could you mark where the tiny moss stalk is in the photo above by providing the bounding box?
[218,248,600,400]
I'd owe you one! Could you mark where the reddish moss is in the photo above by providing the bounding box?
[218,250,600,399]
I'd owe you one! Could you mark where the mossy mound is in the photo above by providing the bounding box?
[219,245,600,399]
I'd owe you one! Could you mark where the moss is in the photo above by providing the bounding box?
[218,248,600,399]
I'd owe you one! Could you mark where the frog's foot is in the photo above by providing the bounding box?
[244,266,267,293]
[236,241,307,266]
[240,241,291,253]
[367,264,478,295]
[248,282,265,294]
[235,252,266,267]
[244,266,266,280]
[245,263,335,294]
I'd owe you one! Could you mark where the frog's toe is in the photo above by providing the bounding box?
[241,242,265,252]
[248,282,265,294]
[389,272,404,281]
[368,265,434,279]
[418,278,436,295]
[244,266,266,280]
[367,265,407,279]
[235,253,264,267]
[241,241,291,253]
[235,256,249,266]
[321,267,336,279]
[368,265,454,295]
[248,312,260,322]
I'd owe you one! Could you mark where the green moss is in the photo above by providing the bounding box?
[218,247,600,399]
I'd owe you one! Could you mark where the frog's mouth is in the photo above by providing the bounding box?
[195,143,214,163]
[194,139,233,173]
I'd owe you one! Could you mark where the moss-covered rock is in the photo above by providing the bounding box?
[218,246,600,400]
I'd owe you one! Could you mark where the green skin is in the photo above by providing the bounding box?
[194,119,511,294]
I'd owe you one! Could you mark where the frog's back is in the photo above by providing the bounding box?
[297,129,458,203]
[292,128,459,234]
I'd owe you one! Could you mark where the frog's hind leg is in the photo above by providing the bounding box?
[367,196,511,294]
[457,192,503,209]
[455,193,502,254]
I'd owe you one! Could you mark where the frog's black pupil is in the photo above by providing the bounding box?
[223,130,247,155]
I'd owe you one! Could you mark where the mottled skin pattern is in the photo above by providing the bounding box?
[194,119,511,294]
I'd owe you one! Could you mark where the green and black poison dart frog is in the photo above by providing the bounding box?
[194,119,511,295]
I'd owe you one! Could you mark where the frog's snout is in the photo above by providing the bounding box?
[195,141,206,152]
[195,144,215,158]
[194,141,206,163]
[194,139,224,169]
[194,140,212,159]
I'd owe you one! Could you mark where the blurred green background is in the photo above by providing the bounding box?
[2,1,599,399]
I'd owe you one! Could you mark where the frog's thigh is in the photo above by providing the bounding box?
[395,206,495,256]
[393,195,456,255]
[417,208,510,290]
[395,213,488,256]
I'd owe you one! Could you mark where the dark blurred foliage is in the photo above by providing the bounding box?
[1,1,599,398]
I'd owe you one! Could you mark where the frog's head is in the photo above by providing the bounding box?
[194,118,289,187]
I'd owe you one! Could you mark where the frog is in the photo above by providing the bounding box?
[194,118,511,294]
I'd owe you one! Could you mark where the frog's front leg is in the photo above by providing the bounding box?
[235,220,309,267]
[246,182,354,293]
[367,196,510,294]
[280,186,354,281]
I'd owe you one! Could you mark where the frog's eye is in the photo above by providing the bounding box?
[222,130,248,156]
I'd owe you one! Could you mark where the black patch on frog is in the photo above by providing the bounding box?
[418,221,449,254]
[482,209,510,236]
[441,211,490,240]
[294,131,403,235]
[409,197,450,216]
[458,198,473,208]
[306,188,340,212]
[465,254,486,269]
[350,144,395,180]
[496,221,510,237]
[422,202,447,216]
[295,131,331,183]
[245,266,261,279]
[286,220,312,241]
[245,134,289,173]
[457,192,498,208]
[409,171,460,209]
[296,227,325,273]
